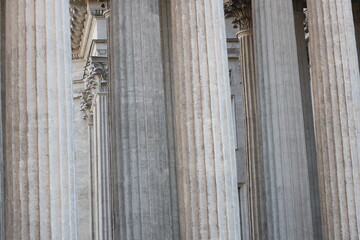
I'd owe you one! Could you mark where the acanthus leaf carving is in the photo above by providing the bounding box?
[224,0,252,31]
[80,60,108,122]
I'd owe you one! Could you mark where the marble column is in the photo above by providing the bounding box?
[252,0,314,239]
[170,1,241,239]
[4,0,77,239]
[110,0,178,239]
[159,0,180,237]
[92,65,111,240]
[293,7,322,240]
[307,0,360,238]
[225,1,260,239]
[0,1,4,239]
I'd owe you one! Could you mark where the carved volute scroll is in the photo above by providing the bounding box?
[224,0,253,31]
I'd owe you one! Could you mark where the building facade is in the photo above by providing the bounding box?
[0,0,360,239]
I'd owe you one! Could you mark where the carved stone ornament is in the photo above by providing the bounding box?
[70,0,88,51]
[80,60,108,122]
[304,8,309,42]
[224,0,252,31]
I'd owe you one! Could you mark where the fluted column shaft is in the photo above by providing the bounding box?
[294,10,323,240]
[307,0,360,238]
[170,1,241,239]
[252,0,314,239]
[93,93,112,240]
[237,28,261,240]
[0,1,4,239]
[110,0,178,239]
[4,0,77,239]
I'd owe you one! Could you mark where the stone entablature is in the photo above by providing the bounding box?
[70,0,108,59]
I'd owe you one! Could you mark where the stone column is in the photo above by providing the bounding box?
[110,0,179,239]
[4,0,77,239]
[0,1,4,239]
[252,0,315,239]
[90,61,112,240]
[225,1,260,239]
[94,94,111,240]
[170,1,241,239]
[307,0,360,239]
[293,7,322,240]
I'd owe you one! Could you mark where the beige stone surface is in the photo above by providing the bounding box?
[72,59,93,240]
[237,29,259,240]
[252,0,314,238]
[170,0,241,239]
[308,0,360,238]
[294,10,322,240]
[0,1,4,239]
[109,0,179,239]
[4,0,77,239]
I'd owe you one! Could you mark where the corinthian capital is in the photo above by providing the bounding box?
[224,0,252,31]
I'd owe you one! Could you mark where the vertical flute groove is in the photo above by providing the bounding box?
[308,0,360,238]
[110,0,178,239]
[171,1,241,239]
[252,0,315,239]
[0,0,4,237]
[4,0,77,239]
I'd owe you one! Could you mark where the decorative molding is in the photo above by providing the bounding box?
[70,1,88,52]
[80,59,108,121]
[224,0,252,31]
[88,0,108,17]
[91,9,106,16]
[73,89,84,99]
[227,48,240,56]
[70,0,109,56]
[304,8,309,42]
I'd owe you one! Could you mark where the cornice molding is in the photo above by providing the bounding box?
[70,0,88,52]
[224,0,252,31]
[70,0,108,57]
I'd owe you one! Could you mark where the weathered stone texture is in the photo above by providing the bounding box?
[236,29,260,240]
[294,10,323,240]
[170,1,241,239]
[252,0,315,238]
[0,0,4,238]
[110,0,179,239]
[308,0,360,238]
[4,0,77,239]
